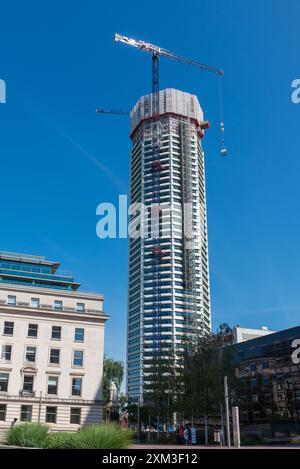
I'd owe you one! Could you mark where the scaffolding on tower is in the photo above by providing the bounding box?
[149,52,164,356]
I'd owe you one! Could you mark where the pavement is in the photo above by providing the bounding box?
[131,443,300,449]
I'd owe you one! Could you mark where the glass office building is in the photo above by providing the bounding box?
[0,251,80,291]
[234,325,300,427]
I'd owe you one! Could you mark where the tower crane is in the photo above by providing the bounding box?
[96,33,227,155]
[114,33,227,156]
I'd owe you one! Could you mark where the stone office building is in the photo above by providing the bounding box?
[0,251,108,433]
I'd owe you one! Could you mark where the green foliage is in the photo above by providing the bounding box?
[8,423,134,449]
[74,424,134,449]
[142,344,177,425]
[45,431,76,449]
[103,355,124,405]
[177,323,237,420]
[7,423,49,448]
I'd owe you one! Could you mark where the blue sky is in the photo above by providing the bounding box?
[0,0,300,364]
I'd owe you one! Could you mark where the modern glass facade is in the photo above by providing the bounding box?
[127,89,211,402]
[234,325,300,426]
[0,252,80,291]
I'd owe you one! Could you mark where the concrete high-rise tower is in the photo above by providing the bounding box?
[127,89,211,403]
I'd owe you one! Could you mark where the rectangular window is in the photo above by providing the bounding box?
[73,350,83,367]
[23,375,34,394]
[262,361,269,370]
[45,406,57,423]
[74,328,84,342]
[28,324,38,338]
[1,345,12,361]
[51,326,61,340]
[47,376,58,395]
[20,405,32,422]
[0,404,7,421]
[49,348,60,365]
[71,377,82,396]
[70,407,81,424]
[0,373,9,392]
[7,295,16,305]
[76,303,85,313]
[53,300,63,311]
[31,298,40,308]
[25,346,36,363]
[3,321,14,336]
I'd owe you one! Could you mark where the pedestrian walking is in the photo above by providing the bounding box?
[11,418,17,428]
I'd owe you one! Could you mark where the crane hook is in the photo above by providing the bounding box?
[218,76,227,157]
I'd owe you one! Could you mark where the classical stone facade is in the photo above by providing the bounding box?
[0,252,108,434]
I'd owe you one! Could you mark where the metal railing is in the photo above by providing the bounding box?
[0,301,101,315]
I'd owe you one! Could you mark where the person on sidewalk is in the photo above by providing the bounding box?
[179,426,185,445]
[184,427,189,445]
[10,418,17,428]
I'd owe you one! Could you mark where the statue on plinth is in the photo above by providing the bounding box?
[107,379,120,423]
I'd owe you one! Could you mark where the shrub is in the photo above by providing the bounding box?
[45,431,77,449]
[7,423,49,448]
[75,424,134,449]
[7,422,133,449]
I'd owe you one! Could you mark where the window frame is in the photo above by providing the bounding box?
[3,321,14,336]
[76,303,85,313]
[72,350,84,367]
[7,295,16,305]
[31,298,40,309]
[25,346,37,364]
[1,344,12,362]
[27,323,38,338]
[20,405,32,422]
[45,406,57,424]
[0,404,7,421]
[53,300,63,311]
[49,348,61,365]
[22,374,34,394]
[70,407,81,424]
[74,328,84,343]
[51,326,62,341]
[71,377,82,397]
[47,376,59,395]
[0,373,9,393]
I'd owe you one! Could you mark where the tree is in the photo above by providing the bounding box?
[103,356,124,405]
[142,343,177,432]
[176,323,237,428]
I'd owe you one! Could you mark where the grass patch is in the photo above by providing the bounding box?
[7,423,49,448]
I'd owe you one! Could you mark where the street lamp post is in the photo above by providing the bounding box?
[224,376,231,447]
[38,391,42,423]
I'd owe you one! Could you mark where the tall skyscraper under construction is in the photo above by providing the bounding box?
[127,88,211,403]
